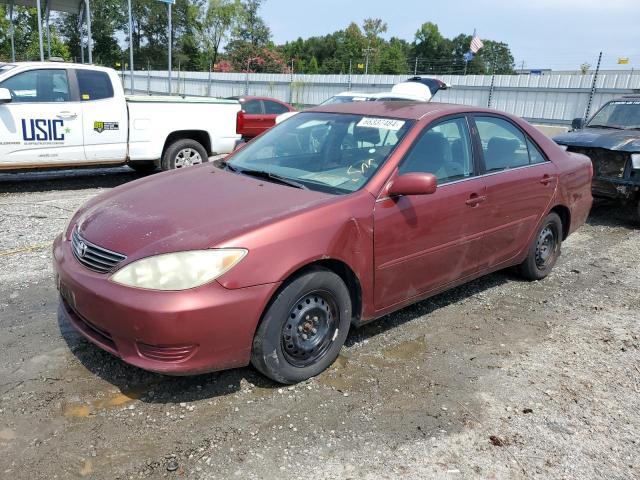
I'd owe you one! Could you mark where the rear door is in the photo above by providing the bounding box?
[373,116,488,309]
[239,99,265,138]
[75,68,128,162]
[471,115,558,270]
[0,67,84,167]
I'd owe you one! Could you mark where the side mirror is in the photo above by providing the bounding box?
[571,117,585,130]
[387,172,437,197]
[0,87,11,104]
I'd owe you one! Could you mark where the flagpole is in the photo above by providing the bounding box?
[464,29,475,76]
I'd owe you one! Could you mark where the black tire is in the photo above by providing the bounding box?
[128,161,157,174]
[518,212,563,280]
[251,267,352,384]
[161,138,208,171]
[633,197,640,225]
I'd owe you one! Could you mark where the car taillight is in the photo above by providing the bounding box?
[236,110,244,135]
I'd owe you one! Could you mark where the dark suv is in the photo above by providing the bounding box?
[554,96,640,220]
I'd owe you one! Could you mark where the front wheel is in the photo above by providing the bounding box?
[161,138,208,171]
[251,267,352,384]
[518,212,563,280]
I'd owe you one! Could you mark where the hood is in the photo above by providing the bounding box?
[554,128,640,152]
[75,165,335,259]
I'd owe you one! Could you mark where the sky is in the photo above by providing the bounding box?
[260,0,640,71]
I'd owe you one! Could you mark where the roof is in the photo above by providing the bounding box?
[3,61,113,71]
[0,0,81,13]
[227,95,291,104]
[308,101,492,120]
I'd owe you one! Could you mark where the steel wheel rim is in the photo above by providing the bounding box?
[281,290,339,368]
[174,148,203,168]
[535,224,557,269]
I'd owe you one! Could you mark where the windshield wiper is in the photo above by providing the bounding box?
[233,167,309,190]
[586,124,623,130]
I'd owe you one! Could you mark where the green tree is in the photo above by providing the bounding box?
[307,56,319,74]
[199,0,241,68]
[232,0,270,46]
[58,0,123,66]
[412,22,452,73]
[378,38,408,74]
[476,40,515,74]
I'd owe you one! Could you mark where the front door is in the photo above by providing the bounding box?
[471,115,558,269]
[0,68,84,168]
[373,116,488,310]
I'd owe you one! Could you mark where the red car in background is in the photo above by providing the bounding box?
[54,101,593,384]
[229,96,295,140]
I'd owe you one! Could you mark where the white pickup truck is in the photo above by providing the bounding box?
[0,62,241,172]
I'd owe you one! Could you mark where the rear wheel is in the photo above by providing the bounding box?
[518,212,562,280]
[251,267,351,384]
[161,138,208,171]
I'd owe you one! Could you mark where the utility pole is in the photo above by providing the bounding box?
[363,47,375,75]
[8,1,15,62]
[35,0,44,61]
[127,0,134,94]
[348,59,352,91]
[167,1,172,94]
[414,57,418,75]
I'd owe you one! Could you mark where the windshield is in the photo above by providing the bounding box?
[588,100,640,130]
[228,112,414,194]
[319,95,372,106]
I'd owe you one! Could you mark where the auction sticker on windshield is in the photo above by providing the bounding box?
[357,117,406,130]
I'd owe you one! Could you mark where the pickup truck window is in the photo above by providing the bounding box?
[0,69,69,103]
[76,69,114,101]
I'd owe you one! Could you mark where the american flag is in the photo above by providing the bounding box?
[470,34,484,53]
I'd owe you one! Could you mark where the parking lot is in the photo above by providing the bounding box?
[0,167,638,479]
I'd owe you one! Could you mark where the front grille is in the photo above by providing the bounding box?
[71,228,126,273]
[567,147,628,179]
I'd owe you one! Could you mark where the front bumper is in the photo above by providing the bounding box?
[53,233,279,375]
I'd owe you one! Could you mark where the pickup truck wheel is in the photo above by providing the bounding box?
[251,267,351,384]
[518,212,562,281]
[162,139,208,170]
[128,161,157,174]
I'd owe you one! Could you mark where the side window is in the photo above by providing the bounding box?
[526,138,547,164]
[0,69,69,103]
[475,116,529,172]
[264,100,289,114]
[242,100,262,114]
[76,69,114,101]
[398,117,474,184]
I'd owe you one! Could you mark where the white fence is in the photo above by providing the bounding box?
[122,70,640,126]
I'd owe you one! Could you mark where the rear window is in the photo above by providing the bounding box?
[76,69,113,101]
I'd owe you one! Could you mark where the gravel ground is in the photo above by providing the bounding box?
[0,167,639,480]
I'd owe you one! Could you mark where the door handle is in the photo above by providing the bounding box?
[465,193,487,207]
[56,111,77,119]
[540,174,553,186]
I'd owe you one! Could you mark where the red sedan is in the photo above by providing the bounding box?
[53,102,593,384]
[229,96,295,140]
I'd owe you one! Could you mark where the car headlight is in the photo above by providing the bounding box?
[632,153,640,169]
[111,249,247,290]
